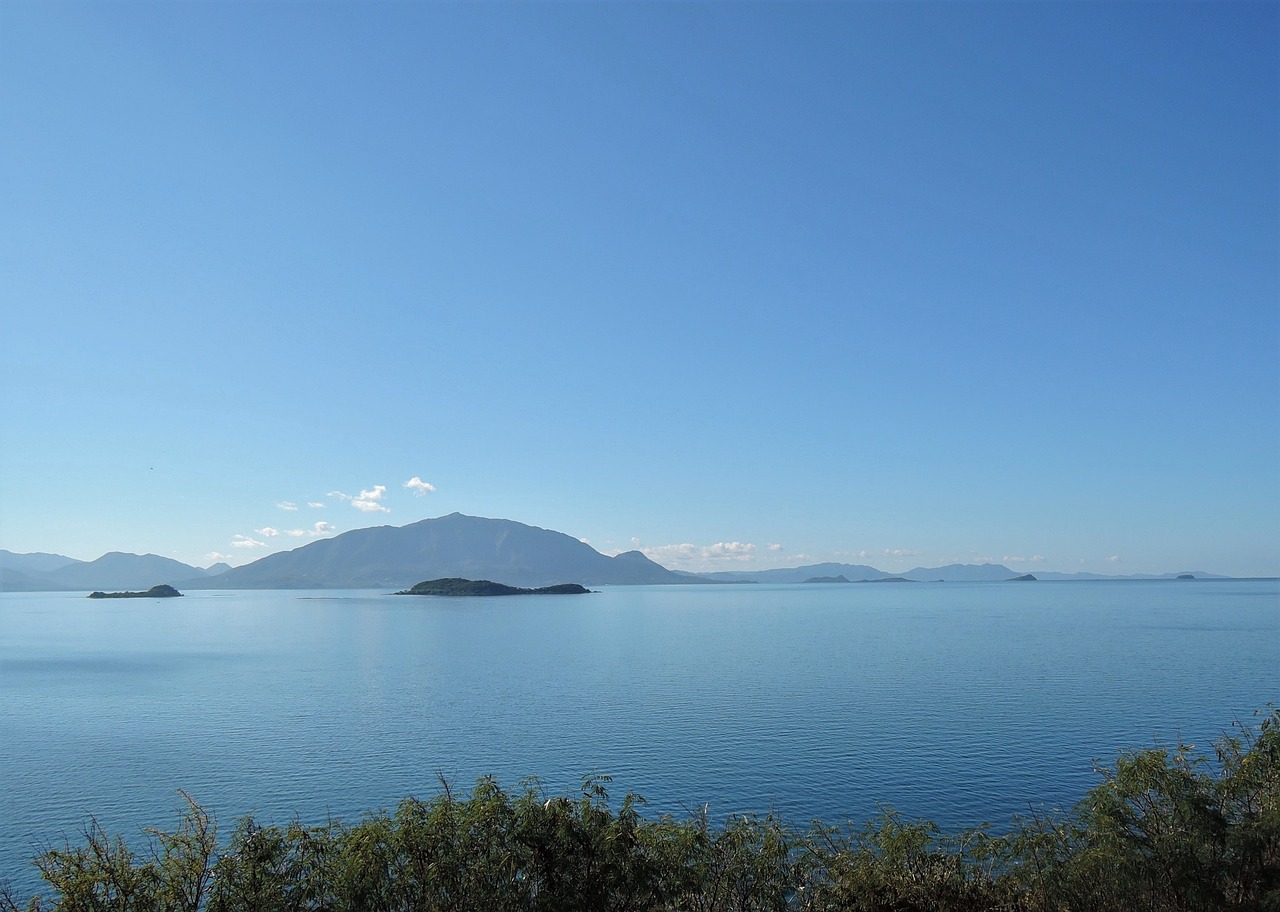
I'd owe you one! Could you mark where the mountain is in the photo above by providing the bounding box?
[0,566,52,591]
[0,525,1239,592]
[0,549,83,575]
[1031,569,1229,580]
[184,513,685,589]
[691,562,1237,583]
[900,563,1016,581]
[35,552,211,591]
[689,561,1021,583]
[0,551,211,592]
[204,562,233,575]
[694,562,886,584]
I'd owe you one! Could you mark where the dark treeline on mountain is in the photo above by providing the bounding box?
[5,709,1276,912]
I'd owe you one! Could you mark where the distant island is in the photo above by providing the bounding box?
[395,578,592,597]
[802,574,913,584]
[88,584,183,599]
[1008,574,1037,582]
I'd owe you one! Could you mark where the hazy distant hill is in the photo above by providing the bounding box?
[709,562,1233,583]
[0,566,52,591]
[0,549,84,575]
[692,561,1023,583]
[36,552,211,591]
[184,513,685,589]
[696,562,886,584]
[1030,570,1228,580]
[0,526,1239,593]
[0,550,85,591]
[0,551,211,592]
[900,563,1018,581]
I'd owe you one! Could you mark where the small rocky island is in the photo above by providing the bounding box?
[804,575,852,583]
[88,584,183,599]
[395,578,592,597]
[1008,574,1037,582]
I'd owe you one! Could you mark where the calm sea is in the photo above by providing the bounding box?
[2,580,1276,897]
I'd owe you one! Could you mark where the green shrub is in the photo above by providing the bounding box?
[5,709,1276,912]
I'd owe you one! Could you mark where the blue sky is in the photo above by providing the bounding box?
[2,2,1276,576]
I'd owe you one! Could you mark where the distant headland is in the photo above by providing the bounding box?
[88,584,183,599]
[395,578,592,597]
[803,575,910,583]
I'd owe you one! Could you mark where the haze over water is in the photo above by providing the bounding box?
[3,580,1276,899]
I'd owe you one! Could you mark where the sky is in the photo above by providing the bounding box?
[1,1,1276,577]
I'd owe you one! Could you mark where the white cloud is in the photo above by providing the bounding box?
[205,552,232,562]
[232,535,268,549]
[329,486,390,513]
[256,527,280,538]
[1107,555,1122,562]
[710,542,756,558]
[1003,555,1046,563]
[844,548,920,560]
[404,476,436,496]
[276,501,299,512]
[354,486,389,512]
[768,543,784,552]
[640,541,760,570]
[308,502,325,509]
[286,521,336,538]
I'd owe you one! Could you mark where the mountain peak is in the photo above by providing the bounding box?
[182,515,684,589]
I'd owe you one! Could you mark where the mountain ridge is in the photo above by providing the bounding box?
[0,515,1239,591]
[179,513,683,589]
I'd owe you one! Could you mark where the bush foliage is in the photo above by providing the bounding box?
[5,709,1276,911]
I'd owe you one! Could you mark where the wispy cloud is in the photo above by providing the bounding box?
[231,535,268,549]
[404,476,436,496]
[308,502,325,509]
[1107,555,1122,562]
[256,527,280,538]
[276,501,299,512]
[329,486,390,513]
[286,521,336,538]
[840,548,920,560]
[1003,555,1046,563]
[638,541,761,570]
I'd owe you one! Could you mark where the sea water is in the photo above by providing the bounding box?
[2,579,1276,897]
